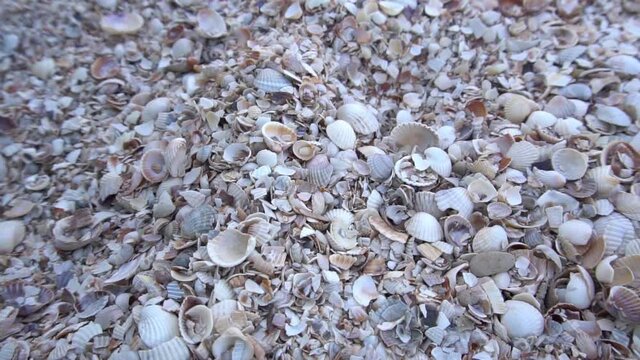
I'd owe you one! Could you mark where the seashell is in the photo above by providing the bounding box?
[467,177,498,203]
[368,215,408,244]
[501,93,539,124]
[165,138,188,178]
[424,147,452,177]
[325,209,355,224]
[389,122,439,150]
[563,267,596,309]
[285,2,303,19]
[394,155,438,188]
[99,172,122,201]
[559,83,592,101]
[261,122,297,152]
[223,143,252,165]
[0,220,26,254]
[414,191,444,217]
[500,300,545,338]
[558,219,593,246]
[178,296,213,344]
[255,149,278,167]
[328,220,358,250]
[3,199,35,219]
[536,190,580,211]
[138,305,180,348]
[605,286,640,324]
[554,117,583,138]
[72,322,102,350]
[329,254,358,270]
[506,141,538,171]
[487,202,512,220]
[52,209,99,251]
[624,93,640,122]
[141,149,168,183]
[367,153,393,181]
[326,120,356,150]
[142,97,172,122]
[352,275,379,306]
[611,192,640,221]
[545,95,576,118]
[551,26,579,48]
[153,191,175,218]
[236,217,274,244]
[336,102,379,135]
[207,229,256,268]
[254,68,292,93]
[606,55,640,76]
[586,166,620,198]
[532,168,566,188]
[472,226,508,253]
[76,291,110,319]
[31,57,56,79]
[100,13,144,35]
[405,212,442,242]
[179,190,206,208]
[307,154,334,187]
[181,205,216,238]
[196,8,227,38]
[556,45,587,65]
[292,140,318,161]
[90,56,119,80]
[594,104,632,127]
[526,111,557,128]
[139,337,190,360]
[435,187,474,218]
[551,148,588,180]
[211,327,254,360]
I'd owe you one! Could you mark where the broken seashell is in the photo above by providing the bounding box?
[423,147,452,177]
[487,202,512,220]
[165,138,188,178]
[196,8,227,38]
[352,275,379,306]
[472,226,508,253]
[72,322,103,350]
[586,166,620,197]
[141,149,168,183]
[435,187,474,218]
[562,266,596,309]
[261,122,297,152]
[405,212,442,242]
[223,143,252,165]
[336,102,379,135]
[551,148,588,180]
[138,305,180,348]
[100,13,144,35]
[532,167,566,188]
[470,251,515,277]
[307,154,334,187]
[326,120,356,150]
[207,229,256,268]
[558,219,593,246]
[467,177,498,203]
[506,141,538,171]
[178,296,213,344]
[328,220,358,250]
[368,215,408,244]
[292,140,318,161]
[211,327,254,360]
[389,122,439,150]
[0,220,26,254]
[444,215,475,246]
[139,337,190,360]
[500,300,545,338]
[606,54,640,76]
[545,95,576,118]
[329,254,358,270]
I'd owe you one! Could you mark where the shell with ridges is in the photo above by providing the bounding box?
[405,212,442,242]
[424,147,452,177]
[326,120,356,150]
[506,141,538,171]
[502,93,539,124]
[72,322,103,350]
[605,286,640,324]
[254,68,291,93]
[141,149,168,183]
[389,122,439,150]
[500,300,545,338]
[532,168,566,188]
[435,187,474,218]
[367,153,393,181]
[336,102,379,135]
[551,148,588,181]
[329,254,358,270]
[307,155,333,187]
[207,229,256,268]
[138,305,180,348]
[165,138,188,178]
[139,337,190,360]
[472,226,508,253]
[181,205,215,238]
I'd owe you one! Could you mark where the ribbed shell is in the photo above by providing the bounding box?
[595,105,632,127]
[329,254,358,270]
[255,149,278,167]
[424,147,452,177]
[605,286,640,324]
[138,305,180,348]
[139,337,190,360]
[307,154,334,187]
[181,205,216,238]
[211,328,254,360]
[532,168,566,188]
[506,141,538,171]
[526,111,557,128]
[503,94,538,123]
[414,191,444,217]
[559,83,592,101]
[367,154,393,181]
[594,212,635,255]
[165,138,188,178]
[254,68,291,92]
[472,226,508,253]
[389,122,439,150]
[72,322,102,350]
[611,192,640,221]
[336,102,379,135]
[500,300,545,338]
[141,149,168,183]
[545,95,575,118]
[551,148,588,180]
[405,212,442,242]
[326,120,357,150]
[435,187,474,218]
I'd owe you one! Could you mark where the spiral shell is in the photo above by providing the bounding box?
[336,102,379,135]
[141,149,168,183]
[261,122,297,152]
[326,120,356,150]
[405,212,443,242]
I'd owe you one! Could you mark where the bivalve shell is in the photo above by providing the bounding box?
[500,300,545,338]
[606,55,640,76]
[138,305,180,348]
[352,275,379,306]
[178,296,213,344]
[532,168,566,188]
[207,229,256,268]
[326,120,356,150]
[367,153,393,181]
[223,143,252,165]
[506,141,538,171]
[472,226,508,253]
[502,93,539,123]
[467,177,498,203]
[605,286,640,324]
[261,122,297,152]
[254,68,292,93]
[405,212,442,242]
[307,154,334,187]
[551,148,588,180]
[141,149,168,183]
[595,105,632,127]
[139,337,190,360]
[211,327,254,360]
[558,220,593,246]
[389,122,439,150]
[165,138,188,178]
[181,205,216,238]
[0,220,26,254]
[545,95,576,118]
[292,140,318,161]
[100,13,144,35]
[336,102,379,135]
[255,149,278,167]
[196,8,227,38]
[526,111,557,128]
[435,187,474,218]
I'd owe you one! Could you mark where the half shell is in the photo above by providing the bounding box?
[336,102,379,135]
[211,327,254,360]
[352,275,379,306]
[261,122,297,152]
[165,138,188,178]
[139,337,190,360]
[506,141,538,171]
[326,120,356,150]
[138,305,180,348]
[100,13,144,35]
[472,226,508,253]
[500,300,545,338]
[196,8,227,38]
[389,122,439,150]
[367,154,393,181]
[0,220,26,254]
[551,148,588,180]
[292,140,318,161]
[254,68,292,93]
[502,93,539,123]
[405,212,442,242]
[178,296,213,344]
[558,220,593,246]
[307,154,334,187]
[207,229,256,268]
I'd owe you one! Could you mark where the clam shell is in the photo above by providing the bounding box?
[563,267,595,309]
[554,117,583,137]
[326,120,356,150]
[211,327,254,360]
[329,254,358,270]
[141,149,168,183]
[389,122,439,150]
[545,95,576,118]
[558,220,593,246]
[165,138,188,178]
[624,93,640,122]
[367,190,384,210]
[532,168,566,188]
[181,205,216,238]
[196,8,227,38]
[352,275,379,306]
[142,98,172,122]
[367,154,393,181]
[595,105,632,127]
[472,226,508,253]
[307,155,334,187]
[435,187,474,218]
[223,143,252,165]
[595,212,635,255]
[139,337,190,360]
[467,177,498,203]
[526,111,557,128]
[536,190,580,211]
[405,212,442,242]
[502,93,539,123]
[255,149,278,167]
[611,192,640,221]
[0,220,26,254]
[254,68,291,93]
[506,141,538,171]
[261,122,297,152]
[487,202,512,220]
[560,83,592,101]
[500,300,545,338]
[138,305,180,348]
[424,147,452,177]
[605,286,640,324]
[100,13,144,35]
[606,54,640,76]
[90,56,119,80]
[72,322,102,350]
[207,229,256,268]
[368,215,409,244]
[394,155,438,188]
[178,296,213,344]
[292,140,318,161]
[551,148,588,180]
[336,102,379,135]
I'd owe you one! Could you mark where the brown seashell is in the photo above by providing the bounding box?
[329,254,358,270]
[262,122,297,152]
[90,56,120,80]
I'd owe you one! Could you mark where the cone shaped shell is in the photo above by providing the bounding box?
[326,120,356,150]
[207,229,256,268]
[405,212,442,242]
[551,148,588,181]
[336,102,379,135]
[261,122,297,152]
[138,305,180,348]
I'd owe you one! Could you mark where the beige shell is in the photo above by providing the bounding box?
[405,212,443,242]
[292,140,318,161]
[352,275,379,306]
[551,148,588,181]
[326,120,356,150]
[139,337,190,360]
[165,138,188,178]
[0,220,26,254]
[223,143,252,165]
[500,300,545,338]
[138,305,180,348]
[178,296,213,344]
[329,254,358,270]
[336,102,379,135]
[526,111,557,128]
[211,327,254,360]
[585,166,620,197]
[307,154,334,187]
[472,226,508,253]
[254,68,292,93]
[605,286,640,323]
[100,13,144,35]
[196,8,227,38]
[367,153,394,181]
[532,168,566,188]
[611,192,640,221]
[435,187,474,218]
[389,122,439,150]
[502,93,539,123]
[261,122,297,152]
[141,149,168,183]
[207,229,256,268]
[506,141,538,171]
[558,220,593,246]
[467,177,498,203]
[368,215,408,244]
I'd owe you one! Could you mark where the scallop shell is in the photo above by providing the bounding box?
[223,143,252,165]
[585,166,620,197]
[467,177,498,203]
[181,205,216,238]
[292,140,318,161]
[605,286,640,324]
[595,213,635,255]
[100,13,144,35]
[336,102,379,135]
[506,141,538,171]
[611,192,640,221]
[389,122,439,150]
[207,229,256,268]
[326,120,356,150]
[255,149,278,167]
[424,147,452,177]
[502,94,539,124]
[139,337,190,360]
[526,111,557,128]
[142,97,172,122]
[551,148,588,180]
[435,187,474,218]
[178,296,213,344]
[254,68,292,93]
[72,322,103,350]
[394,155,438,188]
[414,191,444,217]
[500,300,545,338]
[261,122,297,152]
[307,154,334,187]
[473,226,508,253]
[367,154,393,181]
[211,327,254,360]
[554,117,583,138]
[196,8,227,38]
[558,220,593,246]
[0,220,26,255]
[141,149,168,183]
[138,305,180,348]
[165,138,188,178]
[236,217,274,244]
[352,275,379,306]
[329,254,358,270]
[532,168,566,188]
[405,212,443,242]
[545,95,576,118]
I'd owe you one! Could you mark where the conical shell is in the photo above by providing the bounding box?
[551,148,588,181]
[261,122,297,152]
[139,337,190,360]
[467,177,498,203]
[367,154,393,181]
[336,102,379,135]
[292,140,318,161]
[141,149,168,183]
[500,300,545,338]
[254,68,291,93]
[435,187,474,218]
[0,220,26,254]
[307,155,333,187]
[502,94,539,123]
[207,229,256,268]
[138,305,180,348]
[389,123,439,150]
[326,120,356,150]
[558,220,593,246]
[532,168,566,188]
[181,205,216,238]
[165,138,188,178]
[605,286,640,324]
[352,275,379,306]
[405,212,442,242]
[223,143,252,165]
[211,327,254,360]
[472,226,508,253]
[178,296,213,344]
[196,8,227,39]
[506,141,538,171]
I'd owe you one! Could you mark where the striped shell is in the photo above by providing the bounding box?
[367,154,393,181]
[435,187,474,219]
[329,254,358,270]
[551,148,588,180]
[139,337,190,360]
[506,141,538,171]
[141,149,168,183]
[595,105,632,127]
[138,305,180,348]
[261,122,297,152]
[500,300,545,338]
[181,205,216,238]
[545,95,576,118]
[405,212,443,242]
[72,322,102,350]
[307,154,334,187]
[254,68,292,92]
[472,226,508,253]
[336,102,379,135]
[595,213,635,255]
[326,120,356,150]
[207,229,256,268]
[502,94,539,123]
[165,138,188,178]
[389,122,439,150]
[611,192,640,221]
[414,191,444,217]
[605,286,640,324]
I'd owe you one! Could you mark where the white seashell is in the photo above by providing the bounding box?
[389,122,439,150]
[554,117,583,137]
[595,255,618,284]
[472,226,508,253]
[336,102,379,135]
[487,202,512,220]
[563,267,595,309]
[604,285,640,324]
[506,141,538,171]
[261,122,297,152]
[325,209,355,224]
[326,120,356,150]
[435,187,474,218]
[405,212,443,242]
[153,191,175,218]
[623,93,640,122]
[171,38,194,59]
[585,166,620,198]
[292,140,318,161]
[211,327,254,360]
[536,190,580,211]
[72,322,102,350]
[545,205,564,228]
[254,69,292,93]
[367,153,393,181]
[500,300,544,338]
[142,97,172,122]
[139,337,190,360]
[178,296,213,344]
[307,154,334,187]
[379,0,405,15]
[551,148,588,180]
[526,111,557,128]
[594,213,635,255]
[467,177,498,203]
[595,105,632,127]
[98,172,122,202]
[31,57,56,79]
[545,95,576,118]
[501,93,539,123]
[138,305,180,348]
[367,190,384,210]
[532,168,566,188]
[0,220,26,254]
[606,54,640,76]
[352,275,379,306]
[558,220,593,246]
[595,199,615,216]
[223,143,252,165]
[560,83,592,101]
[424,147,452,177]
[165,138,188,178]
[141,149,168,183]
[328,220,358,250]
[414,191,444,217]
[179,190,206,208]
[100,13,144,35]
[438,125,456,149]
[196,8,227,38]
[255,149,278,167]
[207,229,256,268]
[611,192,640,221]
[285,2,303,19]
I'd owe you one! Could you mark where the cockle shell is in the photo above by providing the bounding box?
[500,300,545,338]
[487,202,512,220]
[142,97,172,123]
[307,154,334,187]
[586,166,620,197]
[526,111,557,128]
[606,54,640,76]
[423,147,452,177]
[352,275,379,306]
[532,168,566,188]
[558,220,593,246]
[223,143,252,165]
[0,220,26,254]
[261,122,297,152]
[605,286,640,324]
[336,102,379,135]
[595,105,632,127]
[405,212,442,242]
[435,187,474,218]
[563,267,595,309]
[328,220,358,250]
[255,149,278,167]
[389,122,439,150]
[138,305,180,348]
[560,83,592,101]
[139,337,190,360]
[545,95,576,118]
[165,138,188,178]
[254,68,291,93]
[141,149,168,183]
[467,177,498,203]
[181,205,215,238]
[292,140,318,161]
[611,192,640,221]
[100,13,144,35]
[551,148,588,180]
[99,172,122,201]
[506,141,538,171]
[196,8,227,38]
[501,93,539,123]
[72,322,102,350]
[595,212,635,255]
[472,226,508,253]
[367,153,393,181]
[178,296,213,344]
[207,229,256,268]
[326,120,356,150]
[414,191,444,217]
[211,327,254,360]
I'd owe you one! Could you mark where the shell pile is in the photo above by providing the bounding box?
[2,0,640,359]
